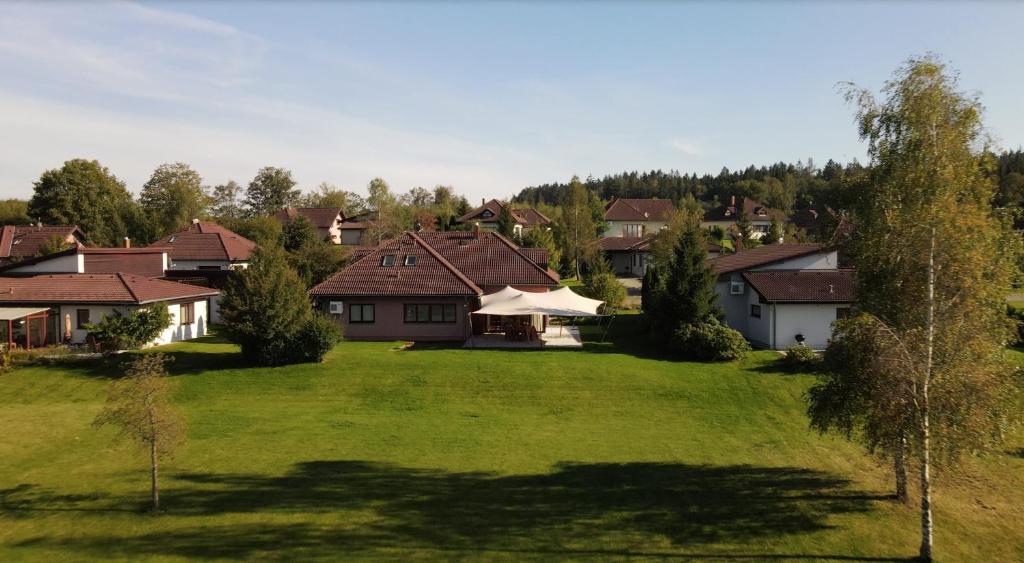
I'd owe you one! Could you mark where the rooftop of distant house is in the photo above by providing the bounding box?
[703,196,786,223]
[311,230,559,297]
[707,243,827,275]
[273,207,345,236]
[603,198,675,222]
[0,224,86,260]
[742,269,856,303]
[456,199,552,227]
[0,272,218,305]
[148,220,256,263]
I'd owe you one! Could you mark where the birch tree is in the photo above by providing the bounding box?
[94,354,185,512]
[809,55,1022,561]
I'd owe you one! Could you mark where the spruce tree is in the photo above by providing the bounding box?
[496,203,518,238]
[664,215,721,326]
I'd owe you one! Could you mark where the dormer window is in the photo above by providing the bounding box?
[381,255,396,266]
[480,210,494,218]
[403,255,417,266]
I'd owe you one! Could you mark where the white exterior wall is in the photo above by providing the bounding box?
[771,303,846,350]
[155,300,209,345]
[701,220,773,238]
[754,250,838,271]
[54,300,208,346]
[605,220,666,238]
[744,290,773,347]
[6,253,83,273]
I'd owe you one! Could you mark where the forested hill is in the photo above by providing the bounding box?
[512,150,1024,214]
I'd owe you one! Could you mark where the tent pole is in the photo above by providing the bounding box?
[600,314,615,343]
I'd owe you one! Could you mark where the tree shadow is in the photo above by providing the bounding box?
[1008,447,1024,459]
[8,460,902,560]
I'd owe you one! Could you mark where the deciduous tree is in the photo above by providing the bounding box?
[245,167,300,217]
[93,354,184,512]
[140,163,211,237]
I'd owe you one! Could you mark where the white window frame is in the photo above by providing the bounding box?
[730,281,745,295]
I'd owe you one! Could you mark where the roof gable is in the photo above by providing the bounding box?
[704,197,786,223]
[708,244,826,275]
[0,273,217,304]
[604,198,675,222]
[151,221,256,262]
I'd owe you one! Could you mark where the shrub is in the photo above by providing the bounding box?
[671,318,750,361]
[583,259,626,313]
[285,314,343,364]
[85,304,172,352]
[782,343,820,371]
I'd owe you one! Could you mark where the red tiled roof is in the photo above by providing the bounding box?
[311,231,560,297]
[703,196,786,223]
[0,225,85,259]
[149,221,256,262]
[708,243,826,275]
[742,270,855,303]
[82,248,168,278]
[604,198,675,222]
[0,273,217,305]
[456,200,551,227]
[597,236,652,252]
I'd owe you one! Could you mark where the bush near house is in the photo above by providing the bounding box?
[671,317,750,361]
[782,343,820,371]
[84,304,172,352]
[583,258,627,313]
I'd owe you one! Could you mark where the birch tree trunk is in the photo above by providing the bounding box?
[894,434,908,504]
[919,232,935,561]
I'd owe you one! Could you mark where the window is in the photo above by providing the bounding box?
[350,304,375,323]
[381,255,396,266]
[403,304,457,323]
[480,210,494,218]
[328,301,344,315]
[180,302,195,325]
[197,265,221,270]
[836,307,851,320]
[623,224,644,237]
[76,309,90,329]
[750,304,761,318]
[403,255,417,266]
[730,281,744,295]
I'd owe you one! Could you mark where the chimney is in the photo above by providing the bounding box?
[730,195,736,207]
[481,198,485,206]
[122,236,131,249]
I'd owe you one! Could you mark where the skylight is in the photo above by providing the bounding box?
[403,255,417,266]
[381,255,396,266]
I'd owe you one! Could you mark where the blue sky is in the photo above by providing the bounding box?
[1,1,1021,202]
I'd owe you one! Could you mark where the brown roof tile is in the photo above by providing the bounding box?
[597,236,652,251]
[456,200,551,227]
[742,270,855,302]
[0,273,217,305]
[703,196,786,223]
[604,198,675,222]
[310,231,560,297]
[0,225,86,259]
[708,243,826,274]
[149,221,256,262]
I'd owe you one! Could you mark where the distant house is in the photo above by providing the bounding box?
[0,243,168,278]
[603,198,674,238]
[595,198,675,276]
[0,272,216,349]
[709,243,852,350]
[149,220,257,323]
[0,225,86,265]
[338,214,374,246]
[273,207,345,244]
[455,199,552,236]
[702,196,786,240]
[310,230,560,341]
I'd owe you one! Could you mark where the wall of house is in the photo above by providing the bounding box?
[716,277,749,335]
[168,260,247,270]
[753,250,839,271]
[744,290,773,347]
[340,230,363,245]
[607,251,648,276]
[5,253,83,273]
[605,220,665,238]
[50,299,207,346]
[155,300,209,345]
[318,296,473,341]
[771,303,847,350]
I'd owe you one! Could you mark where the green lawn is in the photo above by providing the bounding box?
[1,317,1022,561]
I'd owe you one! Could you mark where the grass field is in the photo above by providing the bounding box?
[1,316,1022,561]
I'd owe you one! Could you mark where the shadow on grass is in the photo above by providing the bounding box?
[7,460,904,560]
[38,336,247,380]
[1008,448,1024,459]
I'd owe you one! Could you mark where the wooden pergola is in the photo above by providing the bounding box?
[0,307,54,350]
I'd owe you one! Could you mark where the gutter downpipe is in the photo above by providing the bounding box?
[771,302,777,350]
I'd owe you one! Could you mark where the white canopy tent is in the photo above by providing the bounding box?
[472,286,604,317]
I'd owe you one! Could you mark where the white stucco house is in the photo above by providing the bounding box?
[596,198,676,276]
[150,220,257,323]
[701,196,787,240]
[709,243,854,350]
[0,272,217,349]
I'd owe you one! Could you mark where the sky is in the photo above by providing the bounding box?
[1,1,1022,202]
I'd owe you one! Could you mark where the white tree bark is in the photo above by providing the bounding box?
[919,231,935,561]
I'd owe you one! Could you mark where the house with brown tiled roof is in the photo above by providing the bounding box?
[0,243,169,278]
[147,220,258,323]
[0,272,217,349]
[706,243,851,350]
[0,224,86,265]
[701,196,787,241]
[273,207,346,244]
[310,230,560,341]
[595,198,676,276]
[455,199,552,236]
